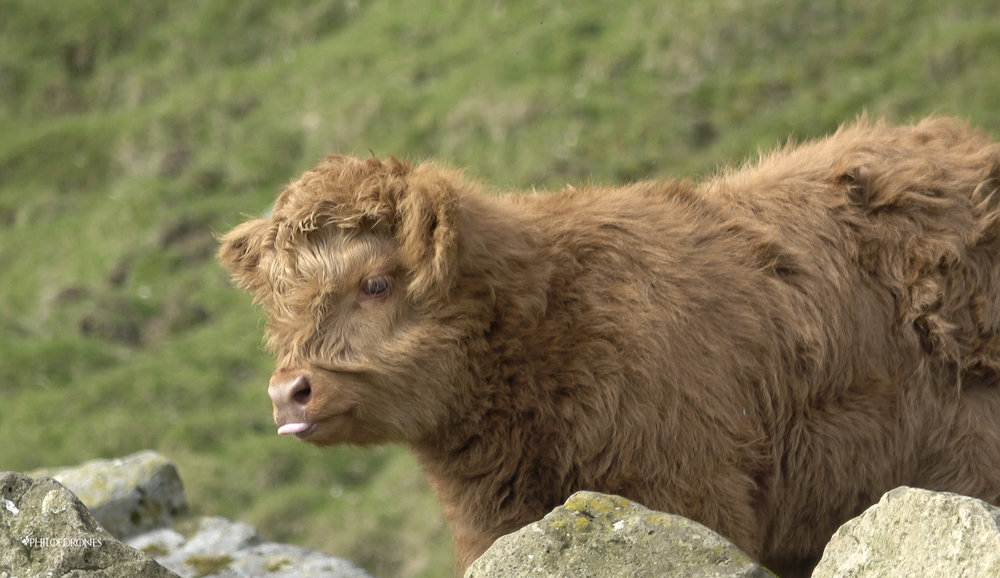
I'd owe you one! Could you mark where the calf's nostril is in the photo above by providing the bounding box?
[290,376,312,405]
[269,374,313,408]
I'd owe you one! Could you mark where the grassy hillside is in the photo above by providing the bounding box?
[2,0,998,575]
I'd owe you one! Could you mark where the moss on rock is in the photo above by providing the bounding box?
[466,491,776,578]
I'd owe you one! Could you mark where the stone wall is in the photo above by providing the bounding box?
[5,451,1000,577]
[2,451,370,578]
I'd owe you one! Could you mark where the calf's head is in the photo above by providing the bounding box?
[219,156,467,446]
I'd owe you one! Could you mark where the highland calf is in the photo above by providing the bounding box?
[219,117,1000,576]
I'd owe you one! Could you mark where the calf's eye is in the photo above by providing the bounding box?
[361,275,393,298]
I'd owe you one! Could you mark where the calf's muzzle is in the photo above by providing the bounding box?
[268,372,313,435]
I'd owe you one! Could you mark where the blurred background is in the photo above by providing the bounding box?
[1,0,998,576]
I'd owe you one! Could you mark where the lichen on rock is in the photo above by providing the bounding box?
[812,486,1000,578]
[30,449,188,539]
[0,470,178,577]
[465,491,776,578]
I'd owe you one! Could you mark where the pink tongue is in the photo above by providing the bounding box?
[277,422,310,435]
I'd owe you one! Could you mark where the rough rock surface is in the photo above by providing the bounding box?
[812,486,1000,578]
[0,470,177,577]
[129,515,373,578]
[30,450,188,539]
[465,490,776,578]
[16,451,1000,577]
[11,451,372,578]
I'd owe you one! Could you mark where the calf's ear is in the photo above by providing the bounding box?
[394,164,461,302]
[218,218,270,292]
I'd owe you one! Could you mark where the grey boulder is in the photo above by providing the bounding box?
[128,515,373,578]
[30,449,187,539]
[465,490,775,578]
[812,486,1000,578]
[0,470,177,577]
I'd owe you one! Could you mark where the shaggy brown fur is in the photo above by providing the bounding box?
[219,116,1000,576]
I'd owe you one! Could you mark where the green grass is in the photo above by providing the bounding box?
[1,0,999,575]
